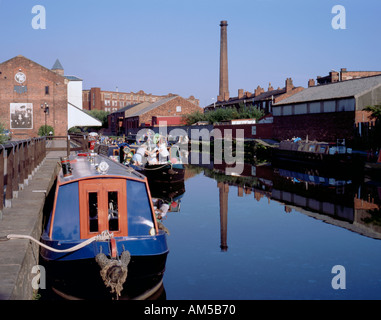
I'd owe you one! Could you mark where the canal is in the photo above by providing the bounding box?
[157,160,381,300]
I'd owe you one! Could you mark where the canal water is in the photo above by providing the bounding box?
[158,161,381,300]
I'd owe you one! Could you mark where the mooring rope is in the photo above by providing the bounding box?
[132,162,172,171]
[2,230,114,253]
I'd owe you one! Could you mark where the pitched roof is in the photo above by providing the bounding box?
[65,75,82,81]
[127,96,178,118]
[52,58,64,70]
[110,102,151,116]
[274,75,381,105]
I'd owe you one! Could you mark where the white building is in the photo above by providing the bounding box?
[52,59,102,130]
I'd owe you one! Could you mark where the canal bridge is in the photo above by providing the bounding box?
[0,134,89,300]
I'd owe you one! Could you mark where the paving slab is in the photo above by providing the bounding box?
[0,157,59,300]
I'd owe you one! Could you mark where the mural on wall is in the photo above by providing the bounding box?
[10,103,33,129]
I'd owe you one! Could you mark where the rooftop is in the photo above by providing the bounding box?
[274,75,381,105]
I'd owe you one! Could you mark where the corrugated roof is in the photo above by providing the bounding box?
[274,75,381,105]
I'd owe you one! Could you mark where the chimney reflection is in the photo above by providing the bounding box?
[218,181,229,252]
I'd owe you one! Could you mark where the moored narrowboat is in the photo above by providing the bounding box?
[272,138,364,172]
[40,152,169,300]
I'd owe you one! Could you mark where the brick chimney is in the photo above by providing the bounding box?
[238,89,244,99]
[308,79,315,87]
[330,71,339,83]
[254,85,264,97]
[285,78,294,92]
[268,82,274,91]
[219,20,229,101]
[245,91,252,98]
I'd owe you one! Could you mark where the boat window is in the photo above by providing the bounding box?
[127,180,155,236]
[108,191,119,231]
[89,192,99,232]
[79,179,127,239]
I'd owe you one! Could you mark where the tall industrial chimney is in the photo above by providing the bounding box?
[218,20,229,102]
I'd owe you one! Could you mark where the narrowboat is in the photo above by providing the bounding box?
[271,138,363,172]
[40,152,169,300]
[128,137,185,185]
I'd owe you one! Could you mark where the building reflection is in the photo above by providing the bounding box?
[193,160,381,251]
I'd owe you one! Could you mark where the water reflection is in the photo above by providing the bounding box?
[186,158,381,252]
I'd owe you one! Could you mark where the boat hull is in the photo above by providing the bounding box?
[272,148,363,172]
[40,252,168,300]
[132,163,185,184]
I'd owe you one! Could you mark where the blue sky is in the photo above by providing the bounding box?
[0,0,380,107]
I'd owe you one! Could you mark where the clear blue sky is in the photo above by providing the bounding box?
[0,0,380,107]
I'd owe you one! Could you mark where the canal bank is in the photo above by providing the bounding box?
[0,158,59,300]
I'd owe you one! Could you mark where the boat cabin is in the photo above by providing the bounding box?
[44,153,159,243]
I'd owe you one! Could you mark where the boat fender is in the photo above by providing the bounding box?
[95,250,131,297]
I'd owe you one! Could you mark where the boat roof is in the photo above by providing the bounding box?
[58,153,146,184]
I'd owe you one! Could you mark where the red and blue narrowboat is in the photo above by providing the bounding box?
[40,152,169,300]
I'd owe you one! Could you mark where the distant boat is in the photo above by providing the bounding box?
[272,138,363,171]
[40,152,169,300]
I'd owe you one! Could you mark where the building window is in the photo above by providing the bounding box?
[45,86,49,95]
[176,106,182,112]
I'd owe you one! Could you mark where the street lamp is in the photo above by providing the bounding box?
[40,102,49,135]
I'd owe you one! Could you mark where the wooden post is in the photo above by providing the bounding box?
[12,143,19,196]
[67,135,70,157]
[5,145,14,208]
[0,147,4,216]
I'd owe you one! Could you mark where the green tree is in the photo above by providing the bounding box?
[0,122,10,144]
[183,105,264,125]
[85,110,109,128]
[38,125,54,136]
[363,105,381,120]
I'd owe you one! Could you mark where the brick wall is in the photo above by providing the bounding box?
[138,96,202,126]
[273,111,355,143]
[0,56,68,138]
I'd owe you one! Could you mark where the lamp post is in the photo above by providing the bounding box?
[40,102,49,135]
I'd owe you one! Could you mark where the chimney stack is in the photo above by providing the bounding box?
[308,79,315,87]
[285,78,294,92]
[219,20,229,101]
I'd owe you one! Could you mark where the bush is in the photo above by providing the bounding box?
[184,105,264,125]
[38,125,54,137]
[0,122,10,144]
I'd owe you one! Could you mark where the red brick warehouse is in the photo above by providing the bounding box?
[0,55,68,139]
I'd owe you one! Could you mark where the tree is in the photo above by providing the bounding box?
[183,105,264,125]
[38,125,54,136]
[85,110,109,128]
[363,105,381,120]
[0,122,10,144]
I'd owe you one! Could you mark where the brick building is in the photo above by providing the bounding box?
[83,87,199,112]
[108,95,202,135]
[272,75,381,144]
[316,68,381,85]
[0,55,68,138]
[0,55,101,139]
[204,77,303,115]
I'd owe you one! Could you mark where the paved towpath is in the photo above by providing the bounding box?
[0,139,69,299]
